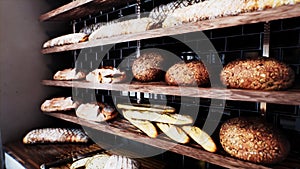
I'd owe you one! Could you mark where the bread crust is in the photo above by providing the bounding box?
[219,117,290,164]
[132,52,166,82]
[41,97,79,112]
[220,57,295,90]
[165,61,209,86]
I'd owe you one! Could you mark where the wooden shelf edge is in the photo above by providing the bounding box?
[44,112,272,169]
[41,3,300,54]
[40,0,136,22]
[41,80,300,105]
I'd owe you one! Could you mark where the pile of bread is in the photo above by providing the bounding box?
[50,50,295,91]
[132,51,295,91]
[52,66,126,84]
[42,0,300,48]
[41,97,119,122]
[117,103,217,153]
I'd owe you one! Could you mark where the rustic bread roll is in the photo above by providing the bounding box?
[53,68,86,81]
[76,103,118,122]
[86,67,126,83]
[41,97,79,112]
[132,52,167,82]
[220,57,295,90]
[165,61,209,86]
[219,117,290,164]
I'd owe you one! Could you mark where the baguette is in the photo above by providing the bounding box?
[182,126,217,153]
[117,103,176,113]
[123,114,158,138]
[122,110,193,125]
[156,123,189,144]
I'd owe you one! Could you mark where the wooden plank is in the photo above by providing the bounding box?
[42,80,300,105]
[40,0,136,21]
[41,4,300,54]
[44,112,273,169]
[4,142,164,169]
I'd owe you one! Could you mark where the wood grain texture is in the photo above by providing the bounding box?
[42,80,300,105]
[4,142,165,169]
[41,4,300,54]
[40,0,136,21]
[43,112,299,169]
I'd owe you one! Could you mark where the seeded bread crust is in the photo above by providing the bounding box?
[165,61,209,86]
[220,57,295,90]
[132,52,166,82]
[220,117,290,164]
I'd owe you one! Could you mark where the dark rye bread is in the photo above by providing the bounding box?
[220,117,290,164]
[165,61,209,86]
[132,52,166,82]
[220,57,295,90]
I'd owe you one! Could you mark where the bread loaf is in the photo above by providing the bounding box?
[53,68,86,81]
[157,123,190,144]
[89,18,151,40]
[122,110,193,125]
[219,117,290,164]
[182,126,217,153]
[132,52,167,82]
[43,33,88,48]
[86,67,126,83]
[41,97,79,112]
[220,57,295,90]
[23,128,89,144]
[76,103,118,122]
[165,61,209,86]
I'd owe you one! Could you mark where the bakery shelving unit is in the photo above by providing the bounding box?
[41,3,300,54]
[43,112,300,169]
[36,0,300,169]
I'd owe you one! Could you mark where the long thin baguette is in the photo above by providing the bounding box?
[156,123,189,144]
[123,114,158,138]
[117,103,176,113]
[122,110,193,125]
[23,128,89,144]
[182,126,217,153]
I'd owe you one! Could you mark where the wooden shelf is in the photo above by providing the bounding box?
[42,80,300,105]
[41,3,300,54]
[43,112,300,169]
[40,0,136,21]
[4,141,165,169]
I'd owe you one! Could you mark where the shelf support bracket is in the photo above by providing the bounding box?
[260,22,271,117]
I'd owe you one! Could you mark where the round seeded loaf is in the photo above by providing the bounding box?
[220,57,295,90]
[219,117,290,164]
[132,52,166,82]
[165,61,209,86]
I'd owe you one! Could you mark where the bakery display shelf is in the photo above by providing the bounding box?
[41,3,300,54]
[44,112,300,169]
[4,141,165,169]
[39,0,136,21]
[42,80,300,105]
